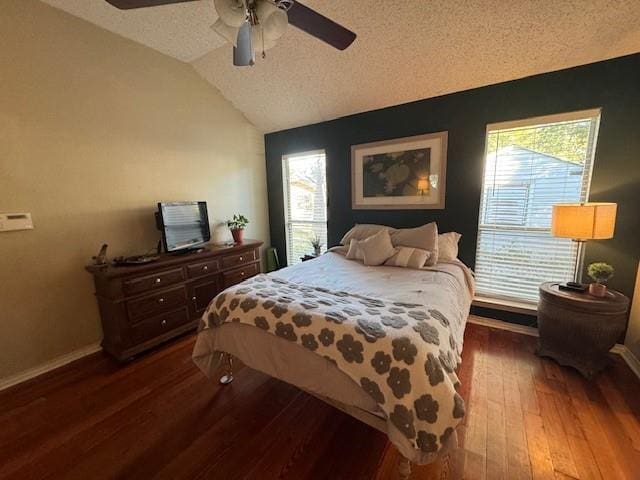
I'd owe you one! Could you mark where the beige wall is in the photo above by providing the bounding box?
[624,263,640,360]
[0,0,269,380]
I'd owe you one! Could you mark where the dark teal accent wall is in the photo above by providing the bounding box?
[264,54,640,323]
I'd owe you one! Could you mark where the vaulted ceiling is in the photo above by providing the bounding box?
[42,0,640,133]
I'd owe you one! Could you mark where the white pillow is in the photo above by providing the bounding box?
[390,222,438,266]
[346,229,396,266]
[340,224,396,245]
[438,232,462,261]
[384,247,431,269]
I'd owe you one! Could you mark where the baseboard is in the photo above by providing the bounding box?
[468,315,639,379]
[0,343,102,392]
[468,314,538,337]
[618,345,640,379]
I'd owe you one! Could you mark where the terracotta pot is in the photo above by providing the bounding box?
[231,228,244,244]
[589,282,607,298]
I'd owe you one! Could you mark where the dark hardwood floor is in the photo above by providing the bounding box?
[1,322,640,479]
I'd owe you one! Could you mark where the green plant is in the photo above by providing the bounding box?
[310,235,322,250]
[227,214,249,230]
[587,262,614,284]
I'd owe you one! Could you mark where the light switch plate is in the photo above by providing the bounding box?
[0,213,34,232]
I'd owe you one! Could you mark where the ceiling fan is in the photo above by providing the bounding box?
[104,0,357,66]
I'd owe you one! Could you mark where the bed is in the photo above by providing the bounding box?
[192,249,474,478]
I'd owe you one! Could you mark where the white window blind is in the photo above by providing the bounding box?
[475,110,600,303]
[282,150,328,266]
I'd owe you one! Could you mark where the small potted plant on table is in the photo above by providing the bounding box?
[227,214,249,244]
[311,235,323,257]
[587,262,614,297]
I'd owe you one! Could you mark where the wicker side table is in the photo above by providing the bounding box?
[537,282,629,378]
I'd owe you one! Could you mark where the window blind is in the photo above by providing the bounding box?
[475,110,600,303]
[282,150,328,266]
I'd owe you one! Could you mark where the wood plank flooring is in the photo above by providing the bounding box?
[1,322,639,479]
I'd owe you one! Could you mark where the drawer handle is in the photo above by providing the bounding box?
[240,271,245,276]
[161,320,167,326]
[203,265,209,271]
[239,256,243,262]
[158,298,165,303]
[155,278,162,284]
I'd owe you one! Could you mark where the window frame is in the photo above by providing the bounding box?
[282,149,328,266]
[474,109,601,305]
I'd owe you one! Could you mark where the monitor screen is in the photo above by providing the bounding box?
[158,202,210,252]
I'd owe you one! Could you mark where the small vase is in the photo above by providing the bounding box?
[314,246,321,256]
[589,283,607,298]
[231,228,244,244]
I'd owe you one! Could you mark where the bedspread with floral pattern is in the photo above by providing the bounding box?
[201,274,465,458]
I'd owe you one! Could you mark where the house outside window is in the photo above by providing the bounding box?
[475,110,601,303]
[282,150,328,265]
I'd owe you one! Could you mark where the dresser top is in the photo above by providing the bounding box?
[86,239,262,279]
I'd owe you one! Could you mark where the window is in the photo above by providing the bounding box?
[475,110,600,303]
[282,150,328,265]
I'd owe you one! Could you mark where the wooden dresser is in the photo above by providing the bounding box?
[86,240,263,362]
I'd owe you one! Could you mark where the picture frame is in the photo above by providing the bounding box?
[351,131,448,209]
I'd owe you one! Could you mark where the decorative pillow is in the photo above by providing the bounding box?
[390,222,438,266]
[340,224,396,245]
[360,229,396,266]
[438,232,462,261]
[346,239,365,261]
[346,229,396,266]
[384,247,431,269]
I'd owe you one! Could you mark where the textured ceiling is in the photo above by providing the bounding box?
[42,0,640,132]
[41,0,224,61]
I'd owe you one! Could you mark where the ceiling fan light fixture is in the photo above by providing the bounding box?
[213,0,247,28]
[256,1,288,41]
[233,21,255,66]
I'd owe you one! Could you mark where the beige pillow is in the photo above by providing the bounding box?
[384,247,431,269]
[346,229,396,266]
[340,224,396,245]
[438,232,462,261]
[346,239,364,261]
[390,222,438,266]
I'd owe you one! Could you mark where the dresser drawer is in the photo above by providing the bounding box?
[222,249,257,269]
[123,268,185,296]
[223,262,259,288]
[126,286,187,321]
[129,307,191,345]
[186,259,219,279]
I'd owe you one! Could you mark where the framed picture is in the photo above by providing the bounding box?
[351,131,448,209]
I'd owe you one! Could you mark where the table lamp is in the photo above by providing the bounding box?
[417,178,429,196]
[551,202,617,290]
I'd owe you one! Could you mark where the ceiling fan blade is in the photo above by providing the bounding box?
[286,1,356,51]
[104,0,198,9]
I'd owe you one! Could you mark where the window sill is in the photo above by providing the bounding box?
[472,296,538,315]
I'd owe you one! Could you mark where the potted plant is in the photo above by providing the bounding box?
[587,262,614,297]
[227,214,249,244]
[310,235,323,256]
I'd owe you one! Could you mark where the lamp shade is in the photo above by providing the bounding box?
[417,178,429,192]
[551,203,617,240]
